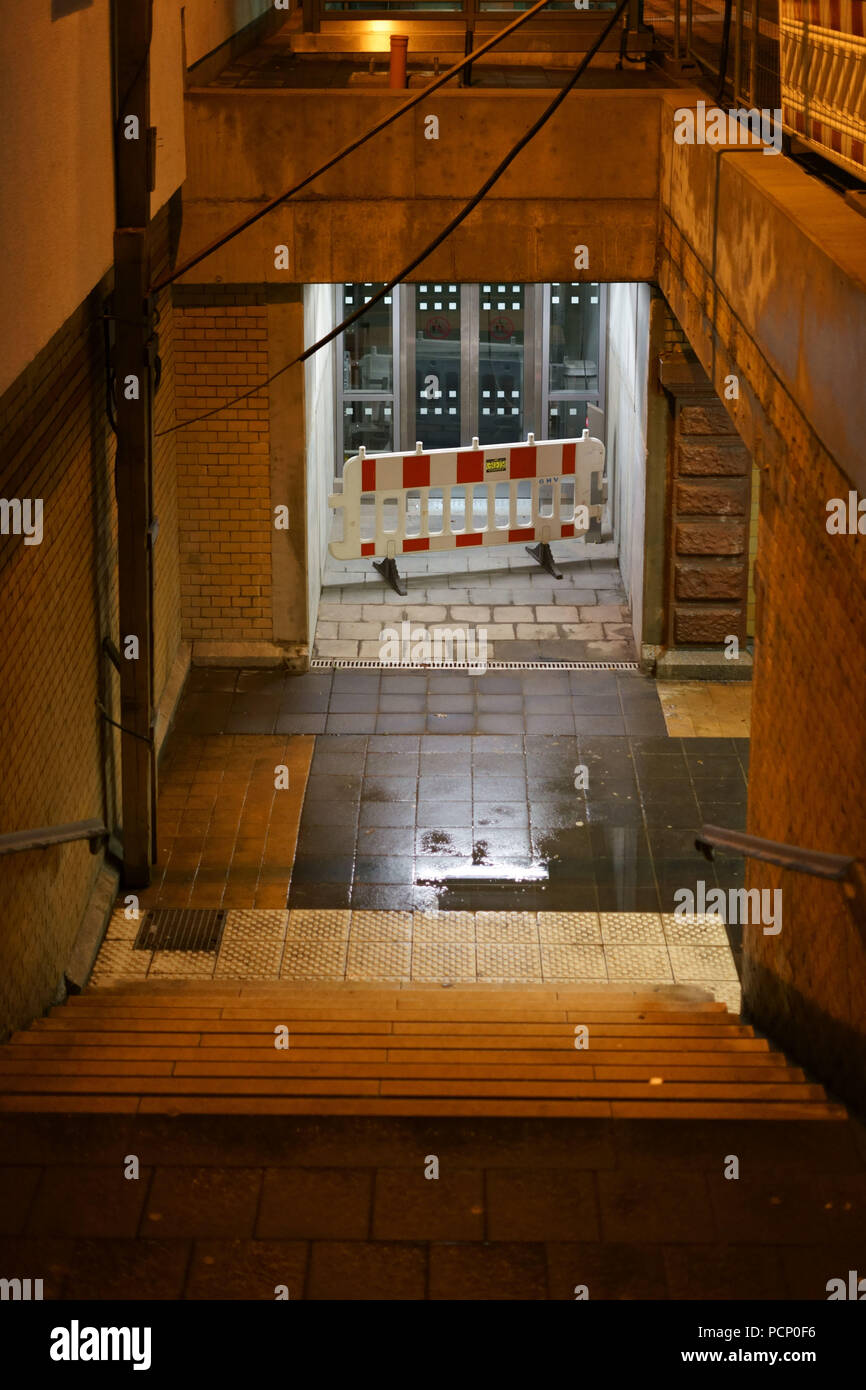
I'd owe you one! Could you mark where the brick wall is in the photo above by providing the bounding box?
[0,207,183,1038]
[660,214,866,1109]
[745,438,866,1109]
[0,280,121,1035]
[662,365,752,647]
[173,288,272,643]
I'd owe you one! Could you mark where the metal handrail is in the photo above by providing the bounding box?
[695,822,866,931]
[0,820,108,858]
[695,823,856,881]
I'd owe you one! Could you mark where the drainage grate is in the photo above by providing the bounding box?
[310,659,639,672]
[134,909,228,952]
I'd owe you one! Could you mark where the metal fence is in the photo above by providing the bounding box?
[669,0,866,179]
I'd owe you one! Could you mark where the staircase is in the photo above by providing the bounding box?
[0,981,844,1120]
[2,981,861,1299]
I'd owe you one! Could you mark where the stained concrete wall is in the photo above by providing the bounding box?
[606,283,651,651]
[177,89,661,285]
[304,285,336,644]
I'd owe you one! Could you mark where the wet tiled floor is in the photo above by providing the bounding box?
[179,668,664,738]
[123,664,749,988]
[289,723,748,934]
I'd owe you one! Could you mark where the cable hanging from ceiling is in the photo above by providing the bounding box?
[156,0,630,438]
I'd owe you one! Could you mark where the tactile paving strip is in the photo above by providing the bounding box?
[91,908,739,992]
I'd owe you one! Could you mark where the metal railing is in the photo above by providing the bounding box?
[696,822,866,934]
[0,820,109,858]
[669,0,866,180]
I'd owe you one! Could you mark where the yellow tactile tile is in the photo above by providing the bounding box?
[346,940,411,980]
[285,909,351,941]
[476,943,543,981]
[604,942,673,981]
[668,943,740,982]
[349,911,414,942]
[599,912,666,943]
[537,912,602,944]
[215,911,288,979]
[411,943,477,982]
[279,940,347,980]
[541,943,607,981]
[104,909,144,943]
[90,941,151,981]
[147,950,216,979]
[661,912,729,945]
[474,912,539,943]
[411,911,476,942]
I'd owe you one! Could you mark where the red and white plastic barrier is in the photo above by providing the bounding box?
[328,430,605,562]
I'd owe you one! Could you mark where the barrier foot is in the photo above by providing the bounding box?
[373,557,408,596]
[525,541,563,580]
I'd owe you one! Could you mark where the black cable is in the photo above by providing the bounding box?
[151,0,561,294]
[157,0,630,439]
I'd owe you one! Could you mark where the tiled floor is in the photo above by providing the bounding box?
[180,667,665,738]
[659,682,752,739]
[91,907,741,1012]
[289,722,749,929]
[140,734,313,910]
[121,664,749,992]
[315,542,636,663]
[5,1108,861,1300]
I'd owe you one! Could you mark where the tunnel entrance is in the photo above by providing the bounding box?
[307,279,652,667]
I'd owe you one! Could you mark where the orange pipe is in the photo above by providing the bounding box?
[389,35,408,89]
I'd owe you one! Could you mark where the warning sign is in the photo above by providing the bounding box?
[485,456,507,474]
[425,316,451,339]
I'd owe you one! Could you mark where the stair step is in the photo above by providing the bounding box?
[0,1044,788,1066]
[0,1094,844,1120]
[30,1017,757,1037]
[0,980,839,1122]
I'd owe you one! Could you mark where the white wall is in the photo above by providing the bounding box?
[304,284,337,643]
[606,282,651,649]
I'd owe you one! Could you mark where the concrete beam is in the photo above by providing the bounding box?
[177,88,661,284]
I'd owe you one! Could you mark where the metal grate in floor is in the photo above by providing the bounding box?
[310,659,639,672]
[134,909,228,953]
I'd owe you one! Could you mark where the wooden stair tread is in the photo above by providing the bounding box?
[0,980,840,1122]
[0,1075,823,1101]
[59,1005,730,1025]
[29,1018,757,1038]
[0,1044,787,1065]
